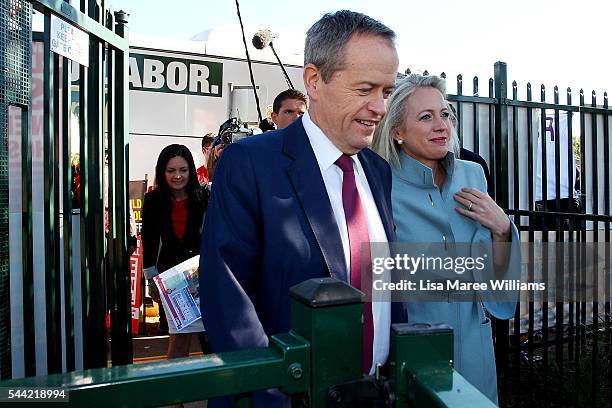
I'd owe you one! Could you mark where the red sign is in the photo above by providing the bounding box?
[129,180,147,335]
[130,235,143,334]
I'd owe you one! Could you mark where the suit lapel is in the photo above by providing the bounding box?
[358,151,395,242]
[283,119,348,282]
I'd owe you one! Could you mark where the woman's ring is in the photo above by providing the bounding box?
[468,201,473,211]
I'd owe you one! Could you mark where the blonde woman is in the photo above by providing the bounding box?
[372,74,519,404]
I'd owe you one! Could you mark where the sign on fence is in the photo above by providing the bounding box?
[50,15,89,66]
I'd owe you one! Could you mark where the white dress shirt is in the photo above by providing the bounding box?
[302,112,391,374]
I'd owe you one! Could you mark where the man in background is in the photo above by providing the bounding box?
[270,88,307,129]
[197,133,214,185]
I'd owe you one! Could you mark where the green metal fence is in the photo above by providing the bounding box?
[0,0,130,379]
[0,0,32,381]
[0,278,495,407]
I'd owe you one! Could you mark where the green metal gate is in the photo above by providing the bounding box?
[0,278,496,407]
[0,0,130,379]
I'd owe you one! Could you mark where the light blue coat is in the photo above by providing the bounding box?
[392,152,520,405]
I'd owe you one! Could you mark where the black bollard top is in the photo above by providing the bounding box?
[290,278,363,308]
[392,322,452,336]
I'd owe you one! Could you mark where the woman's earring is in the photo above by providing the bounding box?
[396,139,403,145]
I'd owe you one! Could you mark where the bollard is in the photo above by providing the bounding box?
[289,277,364,407]
[389,323,496,407]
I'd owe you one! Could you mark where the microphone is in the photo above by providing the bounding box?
[251,29,294,89]
[252,29,274,50]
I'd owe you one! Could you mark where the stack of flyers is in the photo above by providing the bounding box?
[153,255,202,331]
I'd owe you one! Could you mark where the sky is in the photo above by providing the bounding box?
[105,0,611,102]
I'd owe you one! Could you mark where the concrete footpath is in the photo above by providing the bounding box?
[132,335,204,363]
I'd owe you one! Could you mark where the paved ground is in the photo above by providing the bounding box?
[132,334,208,407]
[132,334,204,363]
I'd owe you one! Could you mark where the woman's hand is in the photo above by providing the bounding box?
[454,187,511,241]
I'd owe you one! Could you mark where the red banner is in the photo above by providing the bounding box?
[129,180,147,335]
[130,235,143,334]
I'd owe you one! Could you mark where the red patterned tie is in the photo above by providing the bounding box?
[335,154,373,374]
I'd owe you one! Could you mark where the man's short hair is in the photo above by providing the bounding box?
[304,10,396,83]
[202,133,214,149]
[272,89,307,113]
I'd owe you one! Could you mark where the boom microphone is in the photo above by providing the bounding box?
[251,28,295,89]
[252,29,274,50]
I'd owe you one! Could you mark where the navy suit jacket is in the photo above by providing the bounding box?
[200,117,401,356]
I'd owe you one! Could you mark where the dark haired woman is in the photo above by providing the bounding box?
[142,144,209,358]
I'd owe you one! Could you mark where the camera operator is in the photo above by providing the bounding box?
[206,143,225,183]
[197,133,214,185]
[207,118,251,182]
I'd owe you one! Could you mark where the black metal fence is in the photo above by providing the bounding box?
[439,62,612,406]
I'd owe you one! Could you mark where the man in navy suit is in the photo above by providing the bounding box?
[200,10,401,405]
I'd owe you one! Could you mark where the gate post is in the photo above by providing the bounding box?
[0,0,33,379]
[81,0,108,369]
[389,323,497,407]
[289,278,363,407]
[493,61,510,390]
[493,61,509,207]
[390,323,453,405]
[107,9,132,367]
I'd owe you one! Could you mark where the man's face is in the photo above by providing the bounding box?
[305,34,399,154]
[271,98,306,129]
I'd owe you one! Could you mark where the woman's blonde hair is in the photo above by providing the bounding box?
[372,73,459,168]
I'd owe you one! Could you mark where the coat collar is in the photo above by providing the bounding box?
[394,151,456,188]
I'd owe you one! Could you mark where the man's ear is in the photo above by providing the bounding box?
[303,63,321,101]
[270,111,278,126]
